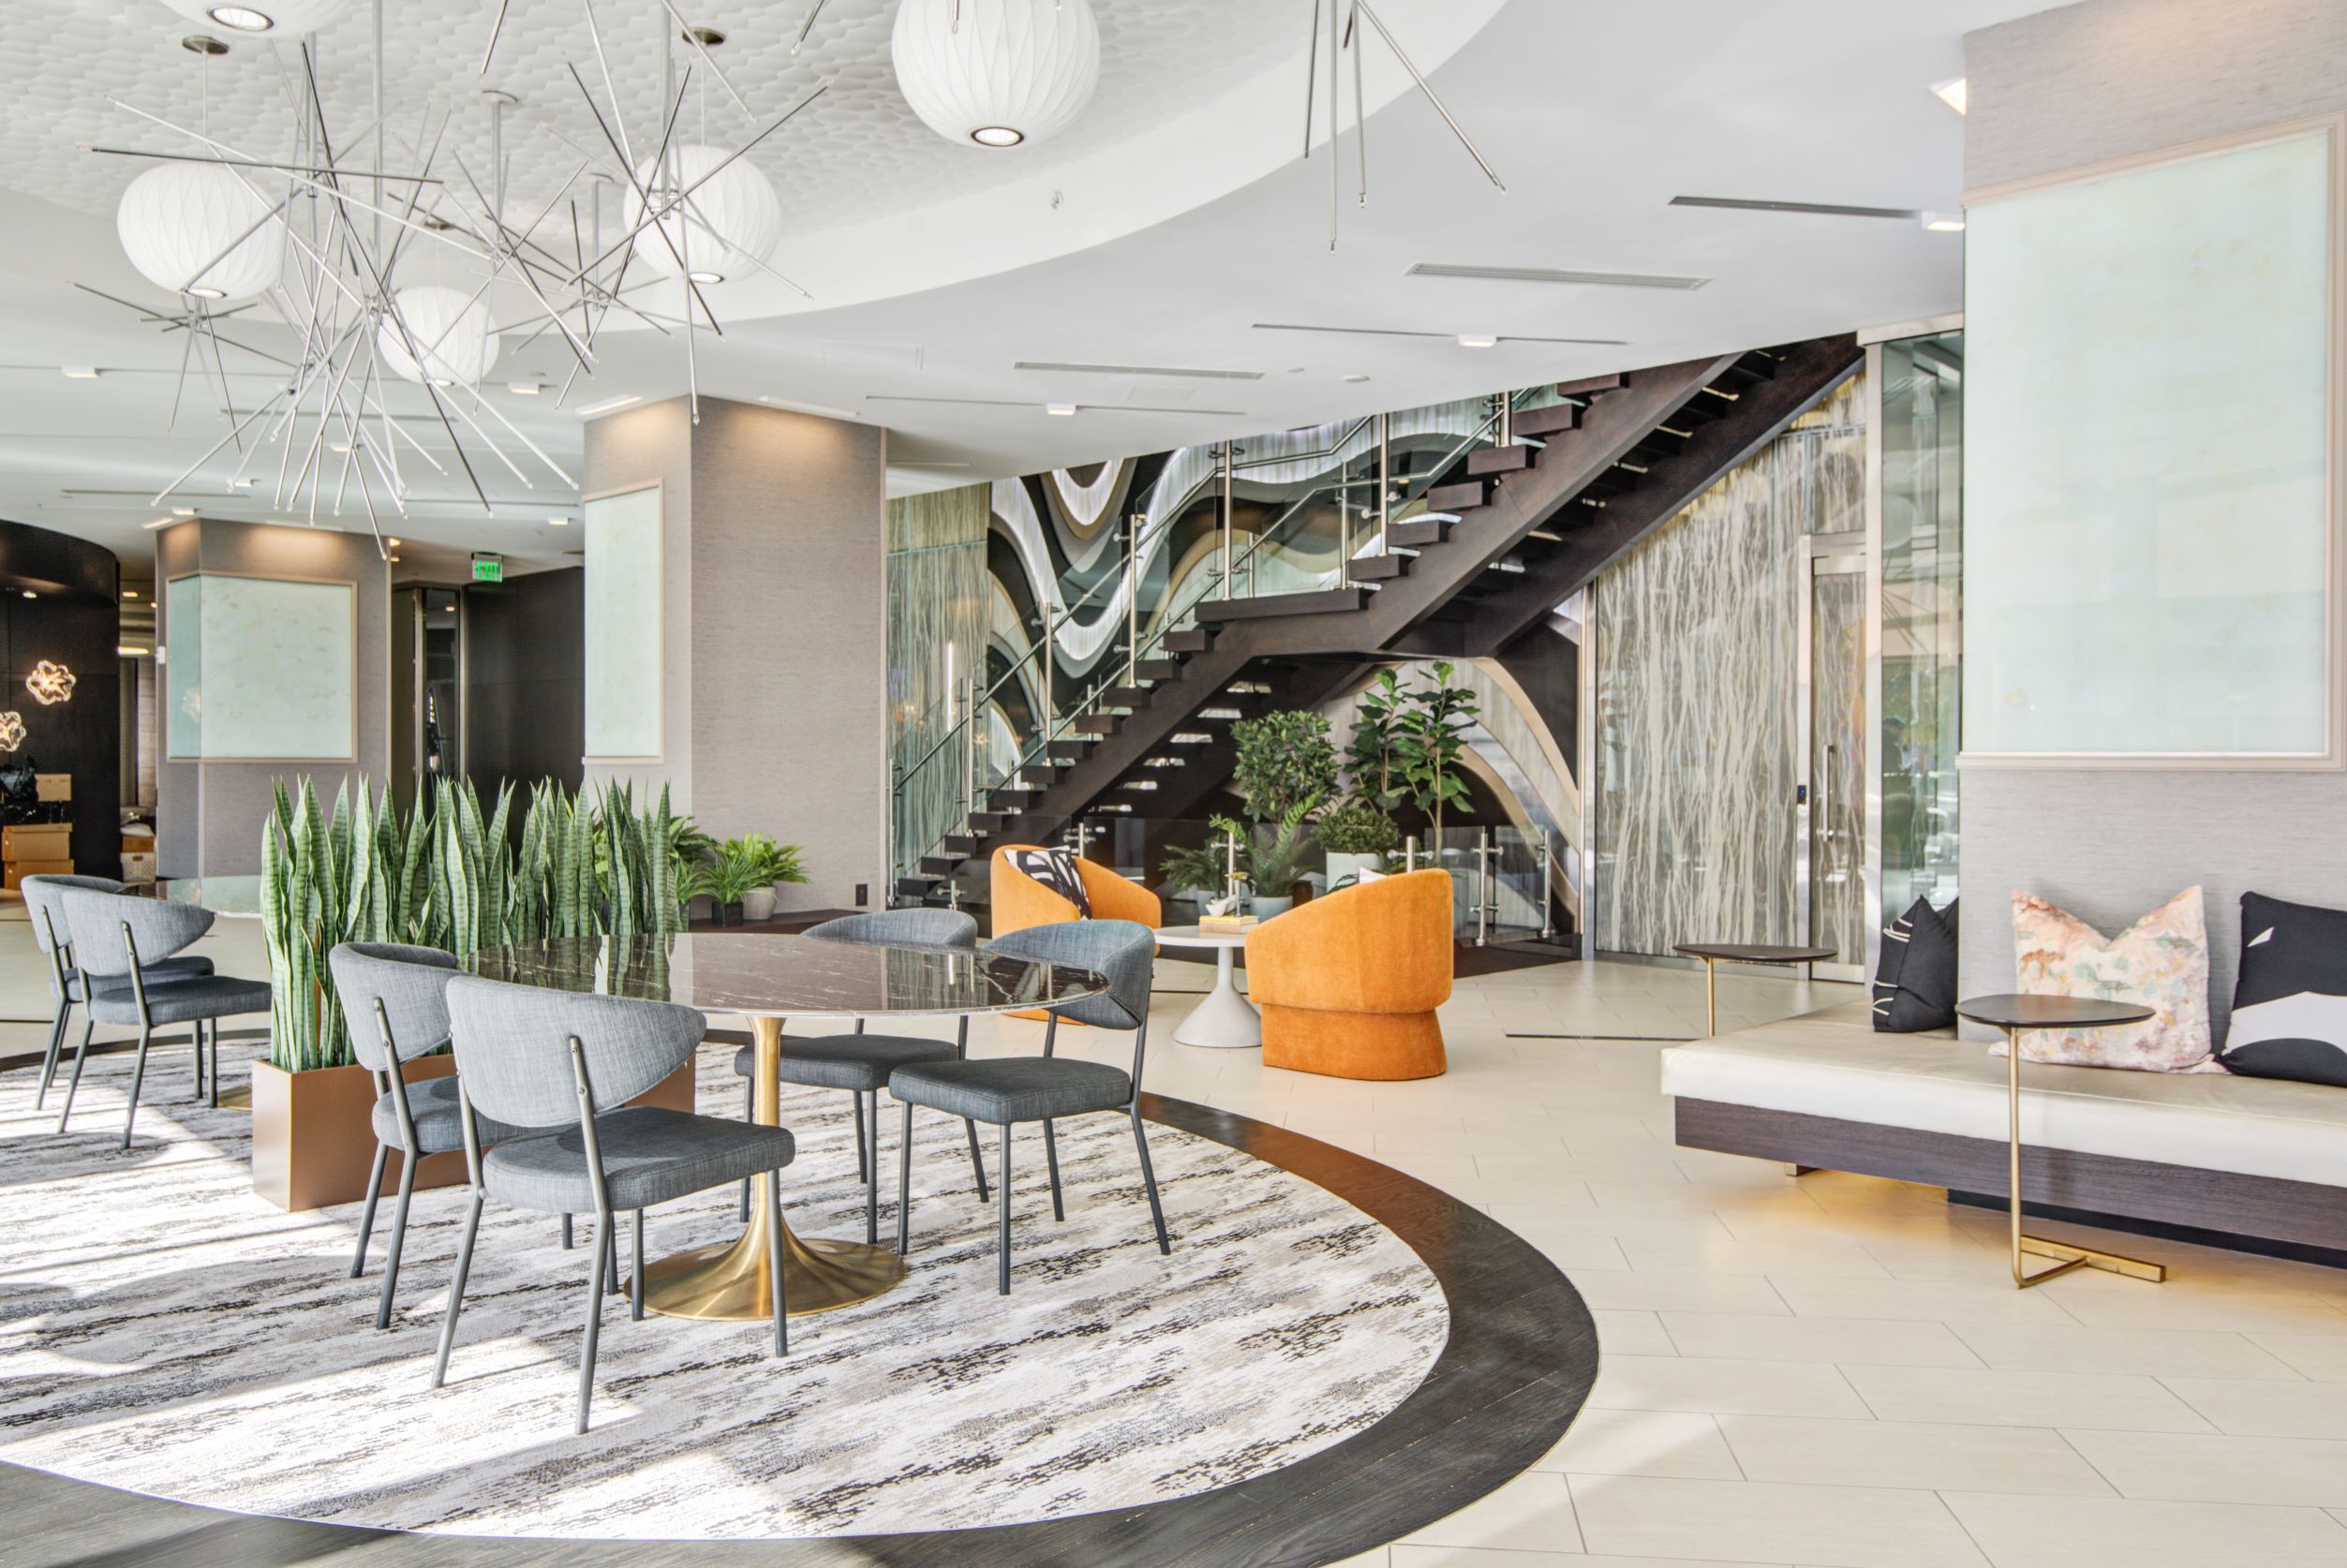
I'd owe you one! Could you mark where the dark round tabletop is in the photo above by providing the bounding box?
[1955,993,2155,1030]
[462,932,1107,1019]
[1672,943,1838,965]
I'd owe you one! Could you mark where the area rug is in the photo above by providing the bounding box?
[0,1044,1448,1540]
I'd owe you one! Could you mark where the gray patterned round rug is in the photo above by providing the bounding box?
[0,1047,1448,1541]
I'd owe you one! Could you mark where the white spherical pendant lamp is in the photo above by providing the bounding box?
[158,0,354,39]
[377,286,501,387]
[116,162,285,301]
[892,0,1101,150]
[623,144,781,285]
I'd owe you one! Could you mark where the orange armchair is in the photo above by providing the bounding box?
[1245,869,1453,1080]
[989,845,1162,936]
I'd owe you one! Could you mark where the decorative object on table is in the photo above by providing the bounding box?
[1955,993,2167,1290]
[990,843,1160,935]
[23,659,75,706]
[438,977,800,1434]
[722,910,992,1242]
[1318,799,1401,890]
[2008,886,2213,1071]
[1872,895,1959,1032]
[22,873,212,1112]
[1157,923,1261,1047]
[2217,891,2347,1087]
[1672,942,1837,1039]
[1248,868,1454,1080]
[1229,709,1336,913]
[892,919,1168,1295]
[892,0,1102,151]
[52,887,271,1148]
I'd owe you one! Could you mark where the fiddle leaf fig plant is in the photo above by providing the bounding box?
[1344,668,1408,810]
[1392,660,1480,836]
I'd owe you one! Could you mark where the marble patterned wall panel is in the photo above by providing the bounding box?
[888,484,990,876]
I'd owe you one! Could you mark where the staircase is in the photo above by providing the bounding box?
[896,334,1862,905]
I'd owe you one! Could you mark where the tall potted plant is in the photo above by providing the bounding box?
[1228,709,1337,915]
[1317,799,1400,888]
[1393,660,1480,838]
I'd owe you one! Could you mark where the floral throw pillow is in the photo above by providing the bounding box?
[2005,886,2215,1072]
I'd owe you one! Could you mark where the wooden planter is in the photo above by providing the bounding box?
[251,1056,697,1213]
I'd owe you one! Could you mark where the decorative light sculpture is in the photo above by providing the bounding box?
[625,144,783,284]
[115,163,285,301]
[25,662,76,706]
[0,712,23,752]
[157,0,354,38]
[892,0,1101,149]
[375,287,502,388]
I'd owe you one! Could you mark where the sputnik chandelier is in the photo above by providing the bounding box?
[85,0,827,557]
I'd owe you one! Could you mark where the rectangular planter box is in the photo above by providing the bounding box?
[251,1055,697,1213]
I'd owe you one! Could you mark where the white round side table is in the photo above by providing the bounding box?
[1155,924,1260,1048]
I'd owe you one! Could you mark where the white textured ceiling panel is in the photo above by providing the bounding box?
[4,0,1301,233]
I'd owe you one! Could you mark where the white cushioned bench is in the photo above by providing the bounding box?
[1660,999,2347,1256]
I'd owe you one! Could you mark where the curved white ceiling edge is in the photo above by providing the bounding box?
[617,0,1509,323]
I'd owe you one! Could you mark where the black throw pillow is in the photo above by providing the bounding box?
[1872,895,1958,1032]
[1008,848,1092,917]
[2218,892,2347,1087]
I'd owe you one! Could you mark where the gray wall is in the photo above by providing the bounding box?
[155,520,392,878]
[584,396,887,914]
[1958,0,2347,1040]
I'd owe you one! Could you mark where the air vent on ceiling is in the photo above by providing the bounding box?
[1407,262,1709,290]
[1014,361,1263,380]
[1252,323,1627,347]
[1670,196,1921,219]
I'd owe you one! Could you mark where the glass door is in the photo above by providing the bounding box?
[1799,541,1866,981]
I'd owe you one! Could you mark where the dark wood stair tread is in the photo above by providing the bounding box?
[1194,586,1372,621]
[1465,444,1537,478]
[1347,554,1410,583]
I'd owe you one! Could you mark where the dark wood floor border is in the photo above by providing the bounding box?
[0,1084,1597,1568]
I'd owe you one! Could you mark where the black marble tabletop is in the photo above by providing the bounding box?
[1671,942,1837,964]
[463,933,1106,1019]
[1955,993,2155,1031]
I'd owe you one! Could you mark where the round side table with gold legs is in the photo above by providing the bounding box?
[1955,993,2167,1292]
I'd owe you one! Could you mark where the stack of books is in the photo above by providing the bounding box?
[1198,912,1260,932]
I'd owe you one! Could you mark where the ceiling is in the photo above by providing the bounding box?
[0,0,2055,573]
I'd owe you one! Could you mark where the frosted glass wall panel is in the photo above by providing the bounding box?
[584,485,662,759]
[1965,129,2334,757]
[164,573,355,761]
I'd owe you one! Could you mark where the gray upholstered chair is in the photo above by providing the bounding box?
[52,888,271,1147]
[330,941,552,1330]
[437,975,797,1433]
[890,919,1169,1294]
[724,907,991,1243]
[22,875,212,1109]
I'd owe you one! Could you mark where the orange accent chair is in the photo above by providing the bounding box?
[989,845,1163,935]
[1246,869,1453,1080]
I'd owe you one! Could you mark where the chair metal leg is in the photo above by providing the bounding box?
[54,1014,94,1133]
[120,1023,154,1150]
[561,1213,574,1250]
[375,1150,420,1329]
[630,1208,646,1322]
[765,1171,789,1356]
[189,1022,204,1102]
[997,1121,1015,1295]
[1131,1103,1170,1254]
[740,1076,753,1220]
[964,1117,989,1201]
[896,1100,915,1257]
[853,1088,869,1186]
[351,1142,391,1278]
[864,1089,881,1246]
[431,1191,484,1389]
[35,1002,67,1108]
[604,1218,620,1295]
[578,1206,611,1434]
[1043,1118,1064,1221]
[207,1019,221,1109]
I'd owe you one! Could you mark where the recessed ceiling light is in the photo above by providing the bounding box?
[1457,334,1499,349]
[510,381,541,395]
[208,5,274,31]
[61,366,97,379]
[386,537,401,547]
[171,507,196,517]
[548,515,572,526]
[118,645,150,658]
[688,270,724,284]
[1013,360,1265,381]
[1920,211,1967,233]
[123,589,141,599]
[1045,403,1078,417]
[1344,374,1372,383]
[187,286,228,300]
[229,478,255,489]
[21,591,35,600]
[1931,76,1968,115]
[388,555,401,563]
[576,393,643,416]
[1408,262,1709,290]
[972,126,1025,147]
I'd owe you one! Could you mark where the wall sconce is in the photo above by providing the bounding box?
[0,712,22,752]
[24,661,74,706]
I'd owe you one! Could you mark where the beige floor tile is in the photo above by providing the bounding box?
[2163,1376,2347,1438]
[2037,1277,2347,1336]
[1770,1275,2072,1324]
[1948,1322,2302,1380]
[1590,1309,1680,1356]
[1536,1408,1742,1479]
[1719,1413,2113,1495]
[1324,1551,1392,1568]
[1618,1235,1893,1279]
[1388,1547,1583,1568]
[1400,1469,1581,1552]
[1662,1312,1984,1368]
[1843,1365,2215,1432]
[2249,1331,2347,1381]
[2061,1428,2347,1506]
[1568,1473,1987,1568]
[1942,1491,2347,1568]
[1568,1270,1791,1315]
[1592,1355,1870,1418]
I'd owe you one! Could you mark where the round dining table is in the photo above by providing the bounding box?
[464,931,1107,1322]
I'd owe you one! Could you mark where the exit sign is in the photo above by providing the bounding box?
[470,555,504,584]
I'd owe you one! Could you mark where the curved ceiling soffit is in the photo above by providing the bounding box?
[628,0,1510,322]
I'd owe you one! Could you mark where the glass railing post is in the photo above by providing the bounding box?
[1126,510,1142,687]
[1538,825,1555,939]
[1218,440,1234,599]
[1476,828,1493,947]
[960,675,977,820]
[1377,411,1391,555]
